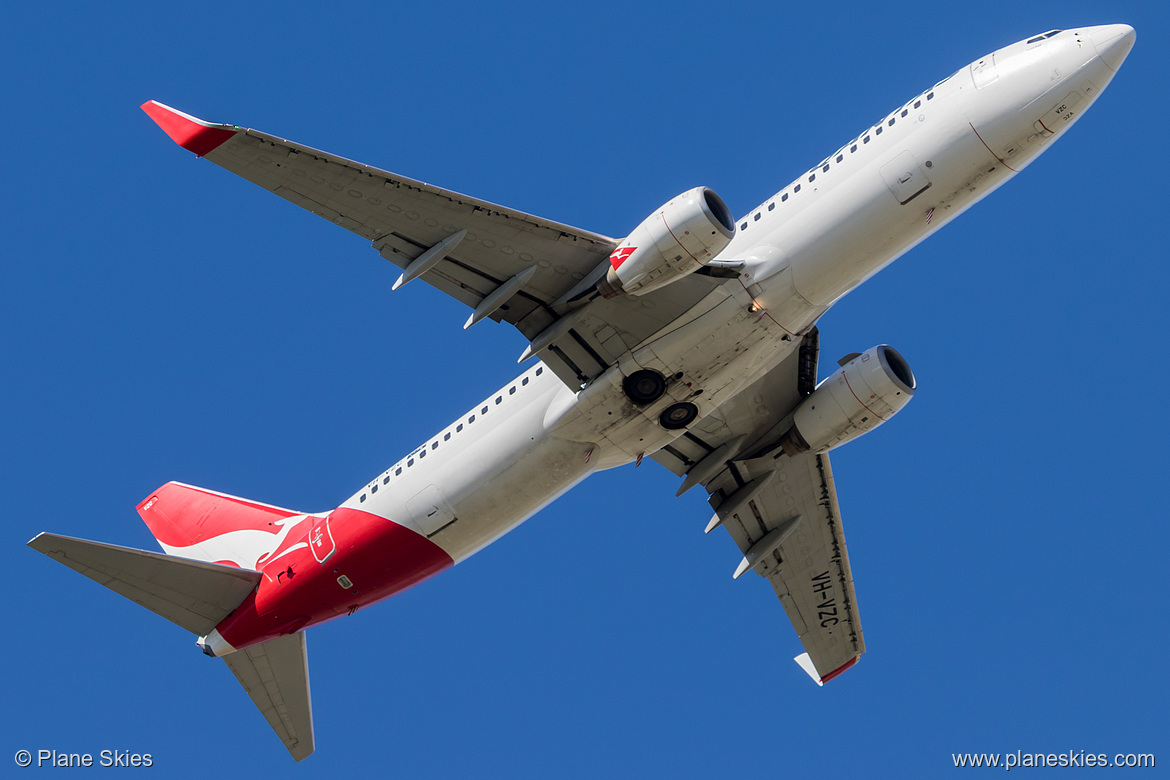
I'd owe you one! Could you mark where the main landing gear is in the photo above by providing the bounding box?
[659,402,698,429]
[622,370,666,405]
[621,369,699,430]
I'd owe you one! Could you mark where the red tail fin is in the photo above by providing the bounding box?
[138,482,310,570]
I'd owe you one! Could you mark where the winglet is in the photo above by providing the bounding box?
[794,653,824,686]
[141,100,238,157]
[795,652,860,686]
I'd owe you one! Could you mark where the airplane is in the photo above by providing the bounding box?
[29,23,1135,761]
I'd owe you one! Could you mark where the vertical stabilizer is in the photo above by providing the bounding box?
[137,481,311,570]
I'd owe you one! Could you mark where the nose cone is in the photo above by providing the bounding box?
[1090,24,1136,72]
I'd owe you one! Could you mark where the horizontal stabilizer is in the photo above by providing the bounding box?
[28,532,260,636]
[224,632,315,762]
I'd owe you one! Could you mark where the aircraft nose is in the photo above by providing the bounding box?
[1090,24,1136,72]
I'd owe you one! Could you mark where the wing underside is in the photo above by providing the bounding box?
[707,450,865,682]
[142,101,722,388]
[653,329,865,682]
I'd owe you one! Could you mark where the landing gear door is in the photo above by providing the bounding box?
[880,151,933,205]
[309,513,337,564]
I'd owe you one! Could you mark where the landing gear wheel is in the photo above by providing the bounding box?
[659,402,698,430]
[623,370,667,405]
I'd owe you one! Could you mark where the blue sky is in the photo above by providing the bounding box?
[3,1,1166,776]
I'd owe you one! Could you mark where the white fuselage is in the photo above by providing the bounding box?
[341,27,1129,564]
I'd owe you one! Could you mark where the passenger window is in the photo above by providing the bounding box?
[741,222,748,230]
[888,118,895,126]
[900,109,908,117]
[456,424,463,432]
[875,127,883,135]
[419,450,426,459]
[495,396,501,404]
[395,467,402,476]
[444,432,451,441]
[753,213,760,221]
[371,484,378,494]
[408,458,414,466]
[509,386,516,394]
[383,475,390,484]
[767,202,775,211]
[469,415,475,423]
[863,135,870,144]
[927,91,934,100]
[850,144,858,152]
[794,184,801,193]
[914,100,921,109]
[536,367,543,375]
[836,155,843,163]
[431,442,438,450]
[808,173,815,183]
[360,494,366,502]
[522,377,529,386]
[781,193,788,202]
[482,406,488,414]
[822,164,830,172]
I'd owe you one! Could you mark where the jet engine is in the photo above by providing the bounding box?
[596,187,736,298]
[778,345,916,455]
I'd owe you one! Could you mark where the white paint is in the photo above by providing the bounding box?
[342,26,1133,568]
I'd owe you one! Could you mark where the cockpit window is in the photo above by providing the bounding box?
[1030,30,1062,44]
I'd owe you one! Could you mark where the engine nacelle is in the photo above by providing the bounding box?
[779,345,916,455]
[597,187,736,298]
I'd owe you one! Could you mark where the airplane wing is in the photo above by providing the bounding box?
[651,329,866,683]
[142,101,724,388]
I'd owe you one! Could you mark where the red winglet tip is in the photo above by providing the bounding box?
[141,100,236,157]
[820,655,860,684]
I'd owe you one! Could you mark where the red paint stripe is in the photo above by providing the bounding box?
[141,100,237,157]
[820,655,859,683]
[1038,118,1054,134]
[968,122,1018,173]
[842,369,886,422]
[660,212,703,267]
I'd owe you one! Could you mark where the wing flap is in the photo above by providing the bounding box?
[223,632,314,762]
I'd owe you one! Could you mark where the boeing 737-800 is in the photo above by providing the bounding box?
[30,24,1135,761]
